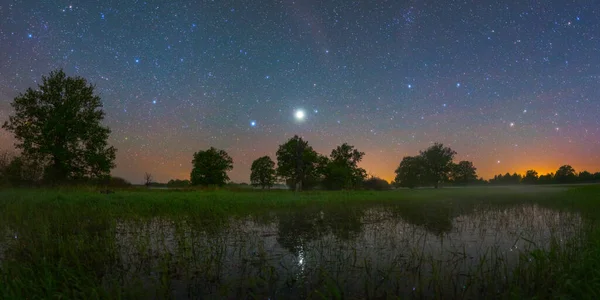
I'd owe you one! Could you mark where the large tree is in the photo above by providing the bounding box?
[2,69,116,182]
[322,143,367,190]
[555,165,576,183]
[394,156,425,189]
[190,147,233,186]
[250,156,276,189]
[522,170,539,184]
[450,161,478,185]
[419,143,457,188]
[276,135,323,191]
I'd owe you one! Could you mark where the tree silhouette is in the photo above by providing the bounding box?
[363,176,391,190]
[538,173,555,184]
[555,165,576,183]
[450,161,478,185]
[250,156,276,189]
[190,147,233,186]
[144,172,153,187]
[419,143,457,188]
[394,156,425,188]
[276,135,322,191]
[167,179,191,187]
[522,170,539,184]
[578,171,593,182]
[2,69,116,183]
[322,143,367,190]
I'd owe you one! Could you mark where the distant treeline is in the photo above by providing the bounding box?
[487,167,600,185]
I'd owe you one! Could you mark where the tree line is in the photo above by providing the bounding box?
[1,69,598,189]
[488,166,600,185]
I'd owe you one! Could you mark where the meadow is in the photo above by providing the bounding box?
[1,185,600,299]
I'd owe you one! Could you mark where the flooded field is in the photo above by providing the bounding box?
[108,204,584,299]
[0,186,598,299]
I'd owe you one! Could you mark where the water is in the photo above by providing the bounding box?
[107,204,583,298]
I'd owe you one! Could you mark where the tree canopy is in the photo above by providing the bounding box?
[555,165,576,183]
[2,69,116,183]
[190,147,233,186]
[250,156,277,189]
[419,143,457,188]
[450,161,478,185]
[394,156,426,188]
[322,143,367,190]
[276,135,324,191]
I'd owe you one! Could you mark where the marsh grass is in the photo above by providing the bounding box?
[0,185,599,298]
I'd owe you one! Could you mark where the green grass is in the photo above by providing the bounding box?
[0,185,599,299]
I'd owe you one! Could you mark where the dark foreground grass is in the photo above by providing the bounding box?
[0,185,599,299]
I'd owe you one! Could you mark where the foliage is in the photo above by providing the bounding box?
[322,143,367,190]
[104,176,132,188]
[419,143,457,188]
[167,179,191,188]
[488,166,599,186]
[363,176,391,190]
[489,172,522,185]
[0,152,44,186]
[190,147,233,186]
[2,69,116,183]
[522,170,539,184]
[555,165,576,183]
[450,161,478,185]
[394,156,426,188]
[250,156,277,189]
[276,135,323,191]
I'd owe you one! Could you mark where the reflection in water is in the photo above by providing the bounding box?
[0,203,586,298]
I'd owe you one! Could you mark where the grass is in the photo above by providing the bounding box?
[0,185,599,299]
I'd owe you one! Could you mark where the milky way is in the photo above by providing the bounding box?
[1,1,599,183]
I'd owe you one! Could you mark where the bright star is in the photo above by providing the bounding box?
[27,33,32,38]
[408,84,412,89]
[456,83,461,88]
[152,100,156,104]
[497,160,501,164]
[135,58,140,63]
[294,109,306,121]
[509,122,515,127]
[250,121,256,127]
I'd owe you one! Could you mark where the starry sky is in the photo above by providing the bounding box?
[1,0,599,184]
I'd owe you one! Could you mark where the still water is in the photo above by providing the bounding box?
[111,204,583,298]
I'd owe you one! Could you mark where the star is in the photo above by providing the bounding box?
[250,121,256,127]
[408,84,412,89]
[456,83,461,88]
[509,122,515,127]
[135,58,140,63]
[294,109,306,121]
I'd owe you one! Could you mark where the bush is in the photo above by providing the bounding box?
[106,176,132,188]
[363,177,391,190]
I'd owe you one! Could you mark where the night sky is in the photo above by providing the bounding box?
[1,1,599,184]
